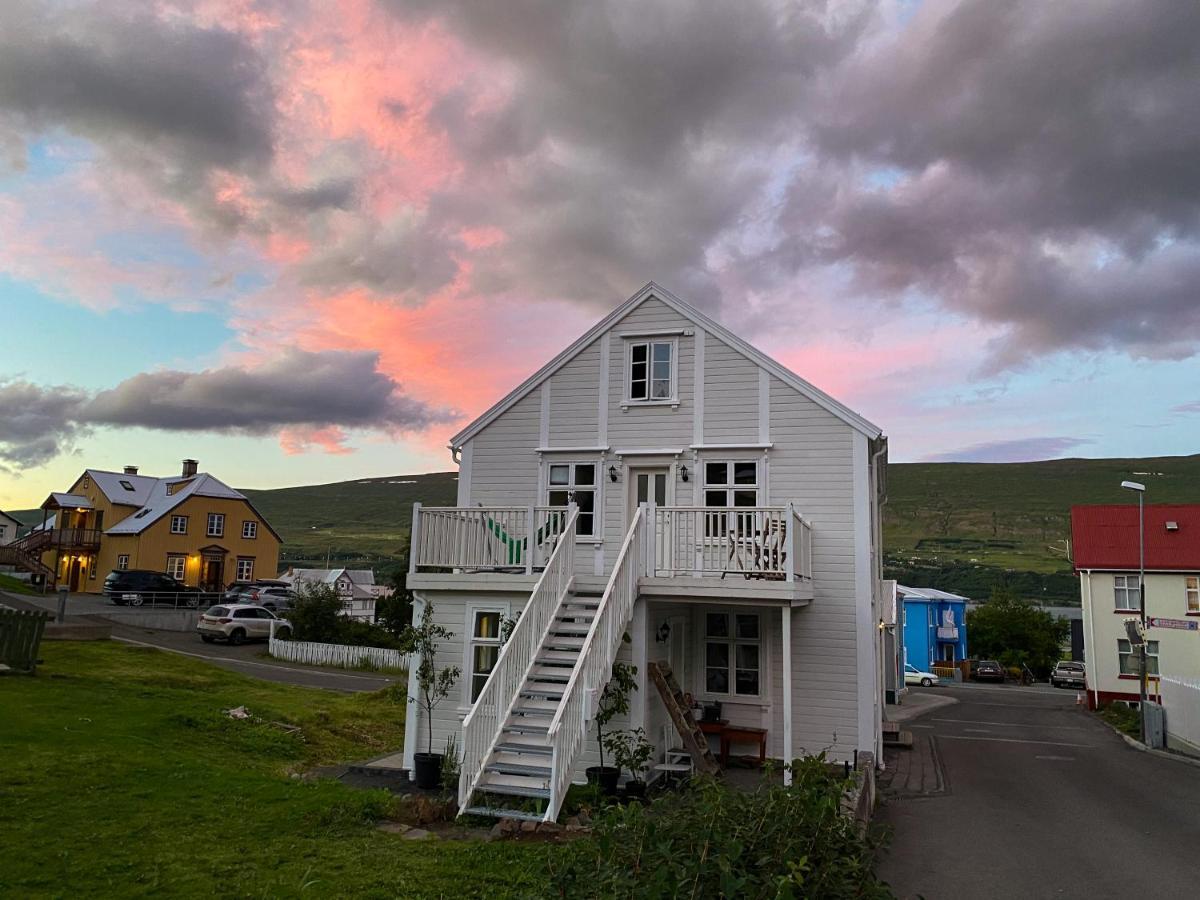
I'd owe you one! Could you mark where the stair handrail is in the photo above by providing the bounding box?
[545,506,645,819]
[458,506,579,814]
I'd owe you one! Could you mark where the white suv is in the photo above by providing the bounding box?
[197,605,291,645]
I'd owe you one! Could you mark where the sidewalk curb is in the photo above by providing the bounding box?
[1097,716,1200,770]
[886,692,959,725]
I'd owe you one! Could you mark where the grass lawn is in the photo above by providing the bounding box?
[0,642,552,898]
[0,573,40,595]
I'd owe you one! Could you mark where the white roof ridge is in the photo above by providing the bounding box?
[448,281,881,448]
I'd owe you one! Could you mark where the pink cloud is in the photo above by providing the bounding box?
[279,425,355,456]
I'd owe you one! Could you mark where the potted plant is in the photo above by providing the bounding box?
[585,658,637,796]
[604,727,654,799]
[400,603,460,790]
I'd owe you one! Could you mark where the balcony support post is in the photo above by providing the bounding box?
[409,503,421,575]
[785,503,796,582]
[782,603,793,785]
[525,506,536,574]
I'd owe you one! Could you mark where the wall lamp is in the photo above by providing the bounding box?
[680,465,689,482]
[609,465,619,483]
[655,621,672,643]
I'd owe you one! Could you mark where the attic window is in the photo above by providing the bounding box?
[1166,521,1179,532]
[120,480,136,492]
[625,339,677,404]
[133,508,152,519]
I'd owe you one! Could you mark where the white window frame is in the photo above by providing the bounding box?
[116,554,130,571]
[622,337,679,407]
[698,610,765,701]
[1114,574,1141,610]
[235,557,254,582]
[170,515,188,535]
[1186,575,1199,614]
[462,602,509,707]
[207,513,225,538]
[165,555,186,581]
[1117,638,1159,676]
[242,520,258,539]
[88,556,97,580]
[545,461,600,540]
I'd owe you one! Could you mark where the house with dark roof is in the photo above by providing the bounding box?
[0,509,22,546]
[279,567,386,621]
[7,460,281,593]
[1071,504,1200,707]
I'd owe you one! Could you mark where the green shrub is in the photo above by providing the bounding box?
[545,756,889,899]
[1098,702,1140,737]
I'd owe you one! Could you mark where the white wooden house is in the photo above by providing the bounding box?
[404,282,888,821]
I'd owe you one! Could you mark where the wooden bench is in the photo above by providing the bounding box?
[720,725,768,767]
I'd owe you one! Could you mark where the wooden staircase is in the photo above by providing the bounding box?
[648,661,720,776]
[0,530,53,583]
[462,591,602,819]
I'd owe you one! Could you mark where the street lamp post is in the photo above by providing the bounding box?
[1121,480,1147,742]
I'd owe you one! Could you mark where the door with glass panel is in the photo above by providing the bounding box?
[630,468,669,574]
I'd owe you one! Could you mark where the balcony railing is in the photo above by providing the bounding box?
[17,528,103,552]
[410,505,570,574]
[650,505,812,581]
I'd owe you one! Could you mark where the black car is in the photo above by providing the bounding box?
[973,659,1005,683]
[103,570,201,607]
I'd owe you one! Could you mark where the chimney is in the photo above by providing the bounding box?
[123,465,139,476]
[182,459,198,478]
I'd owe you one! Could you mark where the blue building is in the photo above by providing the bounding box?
[899,585,969,668]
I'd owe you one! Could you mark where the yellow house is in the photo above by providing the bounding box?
[30,460,281,593]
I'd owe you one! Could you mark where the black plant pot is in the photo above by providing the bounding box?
[586,765,621,796]
[623,779,647,799]
[413,752,443,790]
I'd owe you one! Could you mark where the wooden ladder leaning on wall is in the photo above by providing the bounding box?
[647,661,720,776]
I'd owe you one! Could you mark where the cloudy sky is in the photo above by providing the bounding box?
[2,0,1198,508]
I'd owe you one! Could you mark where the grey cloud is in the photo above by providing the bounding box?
[0,351,451,468]
[0,379,90,467]
[925,436,1094,464]
[1172,401,1200,414]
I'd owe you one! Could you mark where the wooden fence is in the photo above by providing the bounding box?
[0,607,52,674]
[268,632,408,673]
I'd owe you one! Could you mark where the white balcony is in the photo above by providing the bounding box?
[937,625,960,641]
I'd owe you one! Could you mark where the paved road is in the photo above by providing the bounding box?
[877,684,1200,899]
[2,590,397,693]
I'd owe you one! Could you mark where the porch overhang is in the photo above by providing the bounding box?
[639,575,812,604]
[41,493,93,511]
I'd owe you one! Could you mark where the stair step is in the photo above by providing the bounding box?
[528,666,572,683]
[505,720,549,734]
[536,650,580,664]
[511,705,555,718]
[512,697,559,713]
[495,741,552,756]
[462,805,545,823]
[549,624,591,637]
[486,758,553,777]
[477,773,551,798]
[519,688,563,701]
[542,635,586,649]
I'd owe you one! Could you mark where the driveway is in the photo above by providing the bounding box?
[2,590,398,694]
[877,683,1200,899]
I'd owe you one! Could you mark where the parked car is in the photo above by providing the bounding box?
[1051,660,1086,689]
[196,605,291,645]
[238,585,296,613]
[904,663,940,687]
[222,579,288,604]
[973,659,1005,683]
[104,570,202,607]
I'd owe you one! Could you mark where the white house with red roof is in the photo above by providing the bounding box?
[1071,504,1200,708]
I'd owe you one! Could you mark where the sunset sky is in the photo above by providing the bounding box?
[2,0,1199,509]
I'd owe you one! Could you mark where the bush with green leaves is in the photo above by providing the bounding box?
[966,586,1069,676]
[545,756,890,899]
[287,582,404,650]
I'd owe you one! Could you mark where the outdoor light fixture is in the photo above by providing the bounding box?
[1121,479,1149,743]
[655,621,671,643]
[680,465,689,482]
[609,465,619,482]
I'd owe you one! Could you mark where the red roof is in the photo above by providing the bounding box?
[1071,504,1200,571]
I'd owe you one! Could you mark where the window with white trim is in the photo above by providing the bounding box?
[702,461,759,535]
[242,520,257,539]
[1187,576,1199,614]
[170,515,188,535]
[627,340,674,401]
[704,612,761,697]
[207,513,225,538]
[547,463,596,537]
[1118,638,1159,676]
[1114,574,1141,610]
[467,607,504,703]
[117,554,130,571]
[88,556,97,580]
[235,558,254,582]
[166,555,186,581]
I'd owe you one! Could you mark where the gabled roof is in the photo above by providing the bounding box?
[284,567,376,586]
[1071,504,1200,571]
[84,469,159,506]
[449,281,882,448]
[0,509,24,529]
[898,585,970,603]
[105,472,280,541]
[43,493,93,510]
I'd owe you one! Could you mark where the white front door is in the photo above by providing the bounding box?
[630,467,670,573]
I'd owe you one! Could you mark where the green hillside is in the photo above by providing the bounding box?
[11,454,1197,599]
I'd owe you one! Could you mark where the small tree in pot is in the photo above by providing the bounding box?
[603,727,655,799]
[586,659,638,796]
[400,603,460,790]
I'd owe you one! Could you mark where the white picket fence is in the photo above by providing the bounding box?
[269,632,408,673]
[1160,676,1200,755]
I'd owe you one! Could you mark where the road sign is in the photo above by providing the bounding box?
[1147,617,1199,631]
